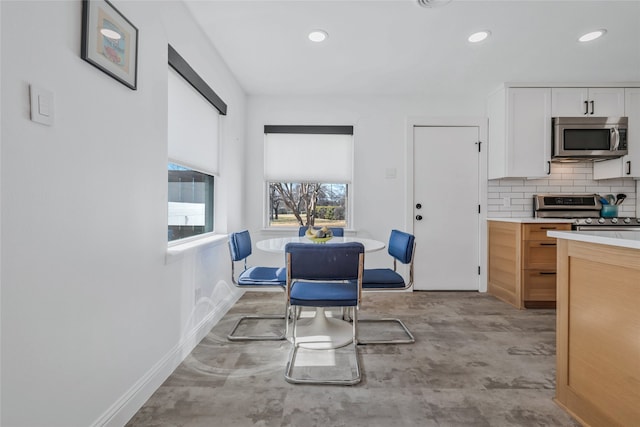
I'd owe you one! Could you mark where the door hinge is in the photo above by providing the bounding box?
[475,141,482,152]
[478,266,481,275]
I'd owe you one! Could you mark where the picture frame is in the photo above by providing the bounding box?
[81,0,139,90]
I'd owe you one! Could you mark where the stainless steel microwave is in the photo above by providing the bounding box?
[552,116,628,161]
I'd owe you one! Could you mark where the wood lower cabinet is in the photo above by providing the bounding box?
[487,220,571,309]
[554,238,640,426]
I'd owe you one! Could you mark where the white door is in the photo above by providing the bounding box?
[413,126,480,290]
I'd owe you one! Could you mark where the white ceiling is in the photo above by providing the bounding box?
[185,0,640,97]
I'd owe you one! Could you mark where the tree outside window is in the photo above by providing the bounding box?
[268,182,347,228]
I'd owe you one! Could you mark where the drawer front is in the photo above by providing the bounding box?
[523,223,571,241]
[523,270,557,301]
[523,241,558,269]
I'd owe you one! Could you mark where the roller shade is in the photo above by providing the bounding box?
[168,67,219,175]
[264,131,353,183]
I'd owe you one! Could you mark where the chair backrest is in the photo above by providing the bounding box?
[298,226,345,237]
[285,242,364,281]
[229,230,252,262]
[388,229,415,264]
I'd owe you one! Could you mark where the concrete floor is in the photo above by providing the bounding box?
[127,291,580,427]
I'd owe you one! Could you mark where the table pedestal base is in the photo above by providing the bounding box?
[294,308,353,350]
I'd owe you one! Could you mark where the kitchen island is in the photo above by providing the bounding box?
[547,230,640,427]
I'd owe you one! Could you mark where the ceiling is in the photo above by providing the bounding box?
[185,0,640,97]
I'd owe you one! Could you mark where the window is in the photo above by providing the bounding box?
[167,45,227,243]
[168,163,214,241]
[264,126,353,228]
[268,182,347,228]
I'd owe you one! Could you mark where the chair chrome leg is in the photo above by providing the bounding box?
[227,313,287,341]
[357,317,415,345]
[284,342,362,385]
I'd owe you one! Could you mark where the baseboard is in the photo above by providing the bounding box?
[90,289,242,427]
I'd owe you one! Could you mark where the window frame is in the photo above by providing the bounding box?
[262,125,354,231]
[168,162,215,244]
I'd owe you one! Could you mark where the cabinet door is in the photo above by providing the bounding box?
[593,88,640,179]
[551,87,624,116]
[507,88,551,177]
[589,88,625,116]
[552,88,589,116]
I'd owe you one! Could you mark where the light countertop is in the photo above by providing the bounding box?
[486,218,575,224]
[548,230,640,250]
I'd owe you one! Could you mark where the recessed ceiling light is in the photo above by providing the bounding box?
[468,30,491,43]
[100,28,122,40]
[308,30,328,43]
[578,29,607,42]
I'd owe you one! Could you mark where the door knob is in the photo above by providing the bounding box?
[416,215,423,221]
[416,203,422,209]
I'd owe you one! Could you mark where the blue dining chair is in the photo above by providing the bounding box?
[359,229,416,344]
[284,242,364,385]
[297,226,344,237]
[227,230,287,341]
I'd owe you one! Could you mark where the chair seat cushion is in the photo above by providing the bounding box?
[290,281,357,307]
[238,267,286,287]
[362,268,406,289]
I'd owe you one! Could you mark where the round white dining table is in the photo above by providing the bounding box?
[256,236,385,253]
[256,236,386,349]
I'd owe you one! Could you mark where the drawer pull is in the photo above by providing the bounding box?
[539,272,557,275]
[539,243,556,246]
[539,226,557,230]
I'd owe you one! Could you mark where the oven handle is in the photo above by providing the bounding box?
[574,226,640,231]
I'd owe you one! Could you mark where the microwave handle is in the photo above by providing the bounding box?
[611,127,620,151]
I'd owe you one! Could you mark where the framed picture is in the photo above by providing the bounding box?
[81,0,138,90]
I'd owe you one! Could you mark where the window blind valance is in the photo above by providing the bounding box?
[264,127,353,183]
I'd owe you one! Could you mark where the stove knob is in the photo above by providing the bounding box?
[611,218,618,224]
[585,218,592,224]
[598,218,606,224]
[624,217,631,224]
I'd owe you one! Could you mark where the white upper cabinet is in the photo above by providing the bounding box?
[551,87,625,117]
[593,88,640,179]
[488,87,552,179]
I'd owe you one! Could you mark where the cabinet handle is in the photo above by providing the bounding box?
[590,100,595,115]
[546,161,551,175]
[584,100,589,115]
[539,226,557,230]
[626,161,631,175]
[540,243,556,246]
[539,272,557,275]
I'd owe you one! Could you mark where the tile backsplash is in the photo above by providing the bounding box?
[488,163,638,218]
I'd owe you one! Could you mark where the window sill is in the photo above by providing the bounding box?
[165,234,228,264]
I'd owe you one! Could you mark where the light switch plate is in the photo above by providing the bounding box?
[29,84,54,126]
[385,168,397,179]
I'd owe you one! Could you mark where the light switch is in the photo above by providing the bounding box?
[30,84,54,126]
[385,168,397,179]
[38,95,50,116]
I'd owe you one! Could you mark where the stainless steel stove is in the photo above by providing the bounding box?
[533,194,640,231]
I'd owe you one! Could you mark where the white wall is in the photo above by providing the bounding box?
[245,94,486,268]
[488,163,638,218]
[0,1,246,426]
